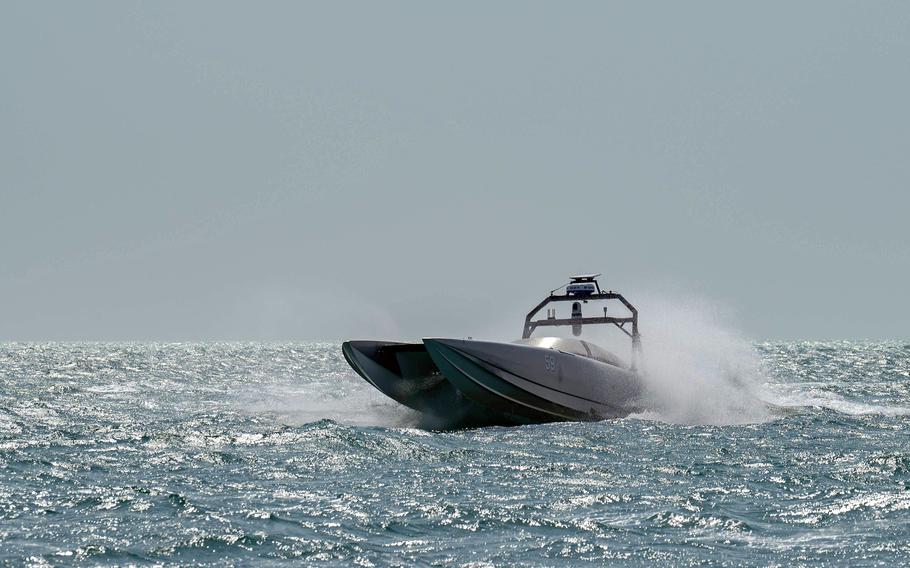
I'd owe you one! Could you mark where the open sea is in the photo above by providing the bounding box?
[1,341,908,566]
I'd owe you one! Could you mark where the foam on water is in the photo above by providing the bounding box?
[765,374,910,417]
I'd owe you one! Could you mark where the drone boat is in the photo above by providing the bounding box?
[342,274,644,427]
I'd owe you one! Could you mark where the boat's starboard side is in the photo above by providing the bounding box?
[423,338,642,422]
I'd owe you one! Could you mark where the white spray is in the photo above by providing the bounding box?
[611,294,773,425]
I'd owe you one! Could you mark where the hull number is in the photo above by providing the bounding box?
[544,354,557,372]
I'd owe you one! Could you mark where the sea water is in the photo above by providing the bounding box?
[1,341,908,566]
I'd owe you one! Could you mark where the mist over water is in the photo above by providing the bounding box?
[241,381,419,429]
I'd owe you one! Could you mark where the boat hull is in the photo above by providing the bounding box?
[423,338,641,422]
[342,337,643,427]
[341,340,526,427]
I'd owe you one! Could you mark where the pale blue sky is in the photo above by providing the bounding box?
[2,1,908,340]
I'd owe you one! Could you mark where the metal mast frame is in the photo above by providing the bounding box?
[521,275,642,370]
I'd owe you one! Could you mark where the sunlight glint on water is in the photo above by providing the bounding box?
[1,341,909,565]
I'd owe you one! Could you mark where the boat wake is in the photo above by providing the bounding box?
[620,296,910,424]
[765,386,910,418]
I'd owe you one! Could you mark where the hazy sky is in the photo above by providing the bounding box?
[2,1,908,341]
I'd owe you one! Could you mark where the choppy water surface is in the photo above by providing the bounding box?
[1,341,908,566]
